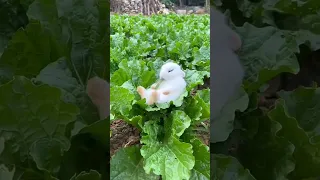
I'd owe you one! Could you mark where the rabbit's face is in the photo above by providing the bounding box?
[159,62,185,80]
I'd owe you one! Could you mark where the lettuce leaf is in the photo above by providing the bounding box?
[140,111,194,180]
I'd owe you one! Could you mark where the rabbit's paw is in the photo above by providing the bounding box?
[147,90,158,105]
[137,86,146,98]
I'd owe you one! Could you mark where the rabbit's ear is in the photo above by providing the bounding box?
[181,71,185,78]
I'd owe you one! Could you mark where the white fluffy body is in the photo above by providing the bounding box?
[156,62,186,103]
[210,8,244,142]
[140,62,187,104]
[140,88,154,103]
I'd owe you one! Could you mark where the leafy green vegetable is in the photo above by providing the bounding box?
[70,170,101,180]
[110,146,159,180]
[140,111,195,180]
[110,14,209,73]
[0,164,15,180]
[235,23,300,92]
[0,76,79,174]
[194,89,210,122]
[76,118,109,149]
[237,109,295,180]
[0,0,29,56]
[34,58,99,125]
[268,99,320,179]
[211,87,249,143]
[278,87,320,141]
[185,70,210,91]
[110,86,135,117]
[0,21,57,77]
[190,138,210,180]
[211,154,255,180]
[110,14,210,180]
[0,0,109,179]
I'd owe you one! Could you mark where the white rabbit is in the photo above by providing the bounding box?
[211,8,244,119]
[137,62,187,105]
[210,8,244,142]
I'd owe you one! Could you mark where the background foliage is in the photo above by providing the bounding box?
[211,0,320,180]
[0,0,109,179]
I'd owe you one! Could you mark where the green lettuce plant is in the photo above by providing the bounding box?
[110,14,210,180]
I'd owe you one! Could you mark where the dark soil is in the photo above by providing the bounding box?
[110,120,140,157]
[110,119,210,156]
[194,78,210,146]
[191,76,210,96]
[196,120,210,146]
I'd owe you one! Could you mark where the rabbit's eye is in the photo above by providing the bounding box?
[168,69,173,73]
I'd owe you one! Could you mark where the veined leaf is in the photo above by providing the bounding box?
[110,146,159,180]
[235,23,300,92]
[140,111,195,180]
[70,170,101,180]
[34,57,100,125]
[0,76,79,174]
[268,99,320,179]
[211,87,249,143]
[190,138,210,180]
[211,154,256,180]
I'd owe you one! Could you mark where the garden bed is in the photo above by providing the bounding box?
[110,14,210,179]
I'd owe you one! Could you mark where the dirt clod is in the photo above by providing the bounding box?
[196,120,210,146]
[110,120,140,158]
